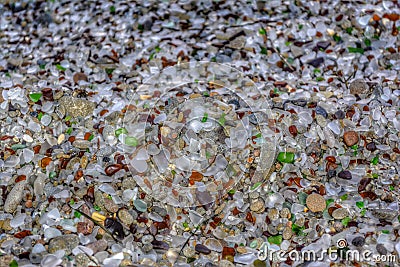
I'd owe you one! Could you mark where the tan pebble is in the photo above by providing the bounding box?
[53,90,64,100]
[0,255,13,266]
[97,228,105,235]
[23,134,33,143]
[80,156,88,169]
[283,226,293,240]
[332,208,349,220]
[214,203,226,215]
[183,247,196,258]
[322,91,334,98]
[56,153,67,159]
[59,96,95,118]
[280,207,291,218]
[141,258,156,266]
[209,80,225,88]
[118,209,134,226]
[66,157,80,170]
[189,93,201,99]
[250,199,265,213]
[104,198,119,213]
[178,139,185,150]
[306,193,326,212]
[3,151,11,161]
[120,259,133,267]
[57,134,65,144]
[276,223,285,232]
[267,208,279,220]
[139,95,152,100]
[160,127,170,137]
[236,246,247,254]
[327,29,335,36]
[0,219,12,231]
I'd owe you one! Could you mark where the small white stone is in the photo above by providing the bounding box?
[22,134,33,143]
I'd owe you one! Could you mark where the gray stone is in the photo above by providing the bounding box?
[122,176,136,189]
[104,198,119,213]
[332,208,349,220]
[316,114,327,127]
[38,13,53,25]
[86,239,108,254]
[4,181,26,213]
[73,139,91,149]
[371,209,398,221]
[118,209,134,226]
[66,157,81,170]
[376,244,387,255]
[152,206,167,217]
[349,79,370,95]
[291,46,304,58]
[228,36,246,49]
[351,236,365,247]
[94,191,106,211]
[48,234,79,254]
[59,96,95,118]
[250,199,265,213]
[75,253,90,267]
